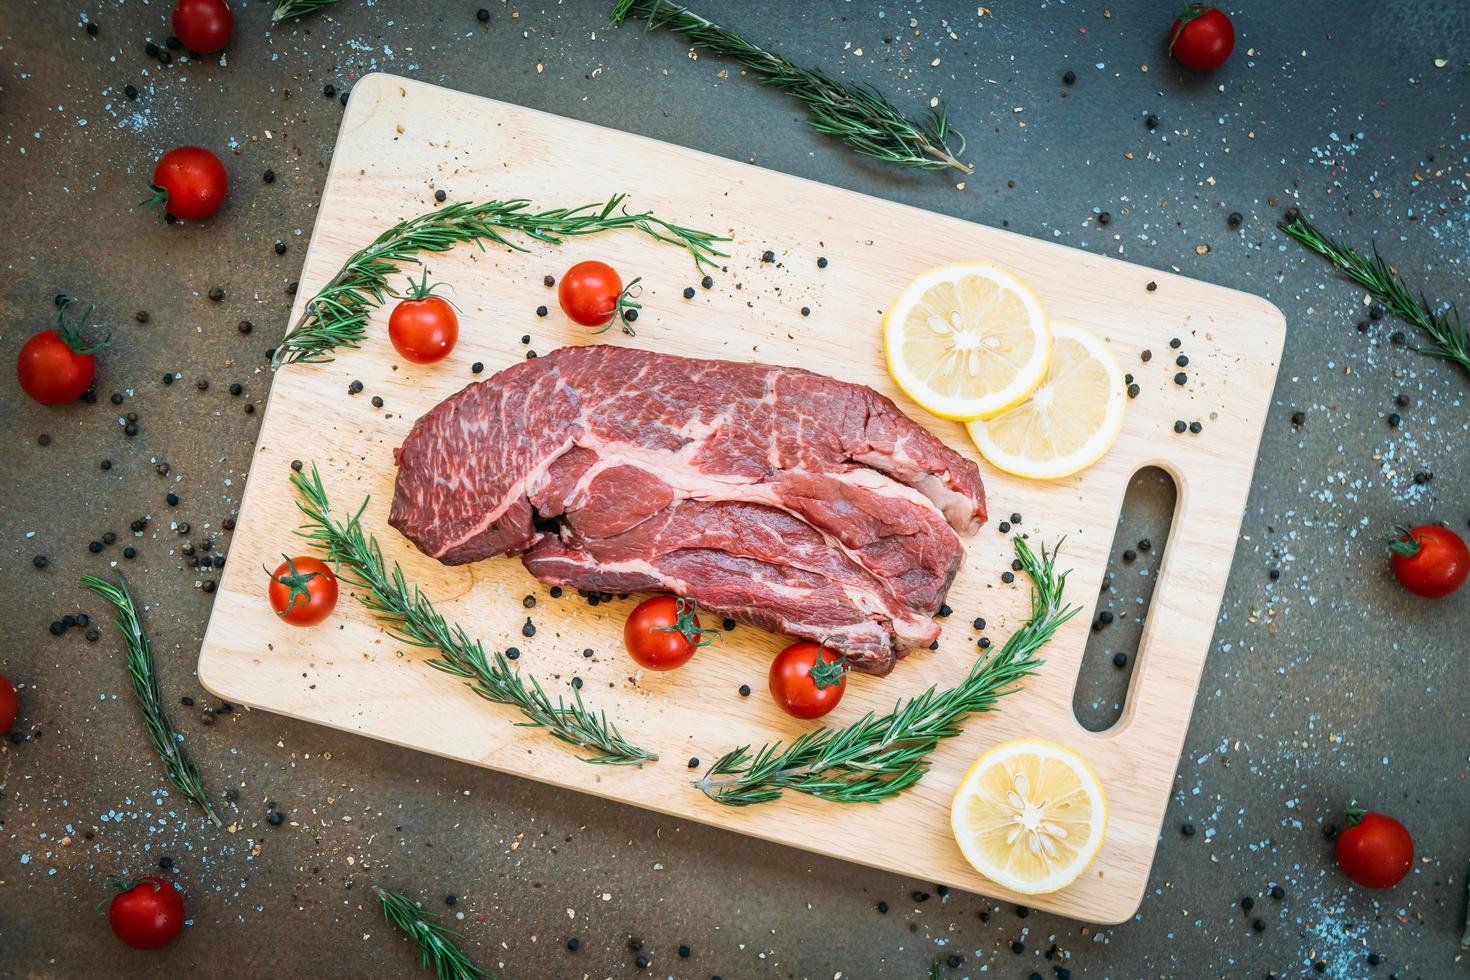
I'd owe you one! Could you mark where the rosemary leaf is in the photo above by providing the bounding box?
[696,537,1074,806]
[80,574,223,828]
[1279,212,1470,378]
[290,465,656,765]
[610,0,970,174]
[274,194,727,366]
[375,887,488,980]
[273,0,341,22]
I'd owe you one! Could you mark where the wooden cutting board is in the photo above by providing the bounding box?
[198,73,1284,922]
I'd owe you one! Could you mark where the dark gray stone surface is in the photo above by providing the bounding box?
[2,1,1467,976]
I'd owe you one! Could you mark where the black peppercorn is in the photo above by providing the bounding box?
[1145,113,1159,130]
[347,380,363,394]
[208,287,224,302]
[1270,884,1285,899]
[263,169,276,183]
[1394,394,1409,408]
[201,580,216,593]
[123,547,137,559]
[536,305,548,317]
[163,372,175,385]
[434,189,447,203]
[33,555,48,568]
[1123,549,1137,562]
[274,240,287,255]
[701,275,714,289]
[877,901,888,913]
[1063,69,1077,85]
[1001,571,1014,584]
[800,306,811,317]
[1228,212,1243,228]
[324,83,336,97]
[89,541,103,554]
[566,938,580,951]
[1176,354,1189,367]
[998,520,1011,533]
[1112,652,1128,668]
[476,7,490,21]
[268,810,285,826]
[371,395,384,408]
[543,274,556,287]
[522,618,536,637]
[471,362,484,374]
[101,459,112,470]
[1189,421,1203,434]
[1145,281,1157,292]
[1174,372,1188,385]
[973,617,985,630]
[978,636,991,649]
[1097,211,1111,225]
[1291,410,1305,426]
[683,286,696,299]
[738,684,751,697]
[1174,420,1187,433]
[1181,822,1196,836]
[290,459,303,471]
[166,492,179,507]
[505,647,520,660]
[1127,382,1140,398]
[623,309,638,323]
[1251,918,1266,932]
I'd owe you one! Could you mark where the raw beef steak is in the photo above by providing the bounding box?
[389,345,986,673]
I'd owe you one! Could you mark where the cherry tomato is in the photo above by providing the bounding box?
[108,876,185,950]
[623,596,714,671]
[16,301,107,405]
[146,146,227,222]
[0,675,17,734]
[1335,803,1413,889]
[1388,524,1468,598]
[267,555,339,627]
[388,272,458,363]
[1168,5,1235,72]
[171,0,233,53]
[558,260,640,332]
[768,642,849,720]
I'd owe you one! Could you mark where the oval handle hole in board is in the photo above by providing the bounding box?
[1071,465,1178,733]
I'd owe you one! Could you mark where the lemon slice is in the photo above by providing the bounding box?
[883,263,1051,421]
[966,321,1125,480]
[950,738,1108,895]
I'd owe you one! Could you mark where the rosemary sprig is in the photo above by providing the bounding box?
[374,886,487,980]
[273,194,727,366]
[290,465,656,765]
[272,0,341,21]
[610,0,970,174]
[80,574,223,828]
[1279,211,1470,378]
[696,537,1074,806]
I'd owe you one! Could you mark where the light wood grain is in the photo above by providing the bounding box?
[197,73,1284,923]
